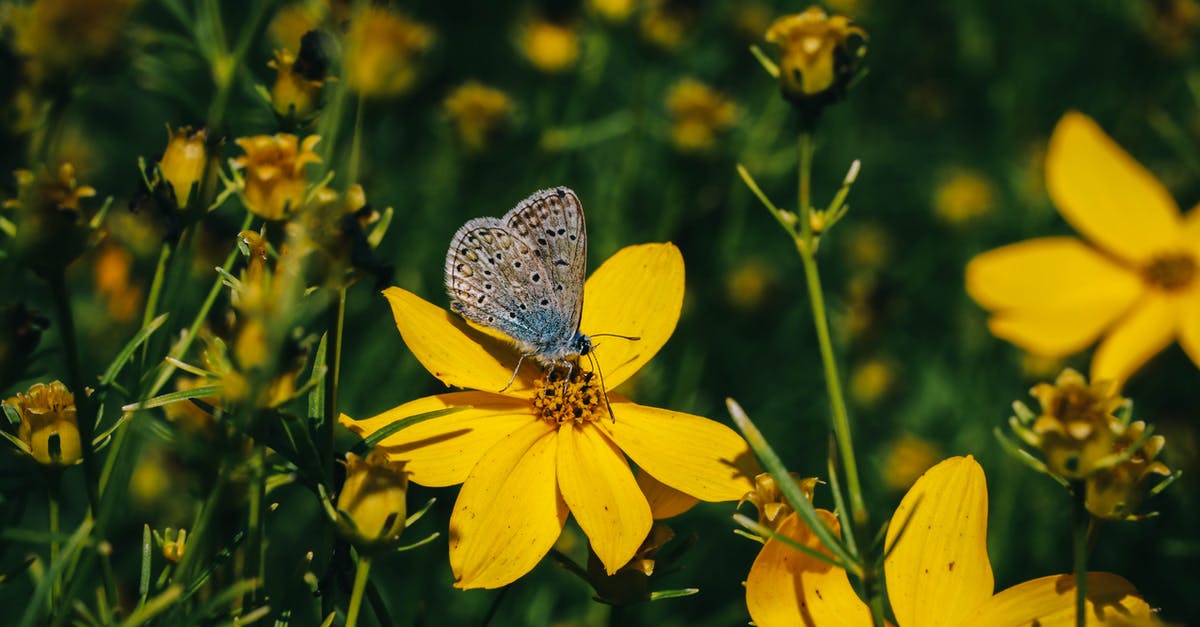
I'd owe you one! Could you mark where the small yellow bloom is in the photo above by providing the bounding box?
[160,528,187,563]
[739,472,818,532]
[746,456,1153,626]
[159,126,209,209]
[336,451,410,550]
[848,355,895,406]
[765,7,866,105]
[640,0,692,51]
[4,163,96,276]
[268,48,327,122]
[231,134,321,220]
[881,434,940,492]
[845,223,891,268]
[4,381,81,466]
[443,82,514,152]
[1027,368,1124,479]
[520,19,579,73]
[1086,420,1172,520]
[341,244,758,589]
[665,78,739,153]
[93,244,142,322]
[588,0,635,22]
[343,7,432,98]
[268,0,327,49]
[725,259,777,312]
[967,112,1200,386]
[934,168,995,225]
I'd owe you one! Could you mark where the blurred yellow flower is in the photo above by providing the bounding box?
[159,126,209,209]
[725,258,777,311]
[746,456,1152,626]
[848,355,895,406]
[881,434,940,492]
[966,112,1200,386]
[268,0,327,49]
[4,380,81,466]
[845,223,891,268]
[443,81,514,152]
[3,0,138,82]
[343,7,432,98]
[341,244,757,589]
[231,134,321,220]
[934,168,995,225]
[1027,368,1124,480]
[268,48,327,122]
[665,78,738,153]
[4,162,96,276]
[588,0,636,22]
[93,244,142,322]
[640,0,692,51]
[520,19,579,73]
[765,7,866,104]
[1020,351,1065,380]
[336,451,410,550]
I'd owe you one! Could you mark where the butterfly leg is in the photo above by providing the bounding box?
[586,351,617,423]
[499,353,530,392]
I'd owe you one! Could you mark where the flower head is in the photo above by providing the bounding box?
[443,81,514,152]
[4,162,96,276]
[343,7,432,98]
[231,134,321,220]
[268,43,329,123]
[934,168,995,225]
[1027,368,1125,479]
[739,471,818,532]
[520,19,579,73]
[341,243,757,589]
[665,78,739,154]
[1085,419,1172,520]
[159,126,209,209]
[746,456,1153,626]
[967,112,1200,386]
[335,451,410,551]
[765,7,866,110]
[4,380,81,466]
[2,0,138,83]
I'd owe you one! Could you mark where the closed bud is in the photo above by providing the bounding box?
[159,126,209,209]
[765,7,866,121]
[336,451,409,551]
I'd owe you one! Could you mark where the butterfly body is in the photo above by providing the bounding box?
[445,187,590,367]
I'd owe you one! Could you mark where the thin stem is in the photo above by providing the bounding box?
[798,132,814,240]
[140,243,173,368]
[345,555,373,627]
[863,568,887,627]
[322,288,347,482]
[1071,482,1089,627]
[346,97,366,187]
[47,476,61,605]
[245,434,267,604]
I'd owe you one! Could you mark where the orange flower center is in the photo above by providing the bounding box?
[532,368,606,425]
[1143,252,1196,291]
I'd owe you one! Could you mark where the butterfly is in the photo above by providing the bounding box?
[444,187,594,377]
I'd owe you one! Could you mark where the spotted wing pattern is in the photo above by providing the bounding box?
[444,187,587,360]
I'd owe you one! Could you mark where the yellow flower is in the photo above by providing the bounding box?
[343,7,432,98]
[3,0,138,82]
[443,82,514,152]
[336,451,410,550]
[725,258,778,312]
[268,48,327,122]
[520,19,580,73]
[640,0,692,51]
[341,244,758,589]
[746,456,1152,626]
[765,7,866,104]
[1085,419,1172,520]
[231,134,321,220]
[664,78,739,153]
[4,162,96,276]
[160,528,187,563]
[1027,368,1125,479]
[268,0,327,49]
[934,168,995,225]
[968,112,1200,386]
[881,434,940,492]
[93,243,142,322]
[4,380,81,466]
[159,125,209,209]
[848,355,895,406]
[739,471,818,531]
[588,0,635,22]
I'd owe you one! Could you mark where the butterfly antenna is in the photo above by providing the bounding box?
[500,353,529,392]
[589,333,641,341]
[587,351,617,423]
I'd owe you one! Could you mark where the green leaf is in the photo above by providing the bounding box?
[100,313,169,386]
[18,518,93,627]
[350,406,469,454]
[122,385,221,412]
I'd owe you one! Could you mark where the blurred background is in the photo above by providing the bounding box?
[1,0,1198,624]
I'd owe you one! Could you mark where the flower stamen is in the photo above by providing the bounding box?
[1142,252,1196,291]
[532,368,607,425]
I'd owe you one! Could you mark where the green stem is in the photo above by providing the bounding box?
[1071,482,1089,627]
[140,242,173,369]
[345,555,373,627]
[346,97,366,187]
[322,288,347,481]
[246,434,267,604]
[47,476,60,606]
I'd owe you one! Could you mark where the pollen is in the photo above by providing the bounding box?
[532,368,607,425]
[1143,252,1196,291]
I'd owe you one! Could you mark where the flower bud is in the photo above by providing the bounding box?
[3,163,96,277]
[4,380,82,466]
[1085,421,1173,520]
[739,471,818,532]
[268,31,332,124]
[586,523,675,605]
[1027,369,1123,480]
[336,451,409,551]
[765,7,866,117]
[159,126,209,210]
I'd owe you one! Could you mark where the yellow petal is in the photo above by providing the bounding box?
[959,572,1152,627]
[603,400,757,502]
[450,420,565,589]
[1178,284,1200,371]
[885,456,993,627]
[1046,112,1184,263]
[636,470,700,519]
[1091,293,1179,387]
[966,238,1142,356]
[556,424,652,574]
[745,511,871,627]
[340,392,535,487]
[383,286,539,395]
[580,243,684,390]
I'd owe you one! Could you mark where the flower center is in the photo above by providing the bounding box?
[532,368,606,425]
[1142,252,1196,291]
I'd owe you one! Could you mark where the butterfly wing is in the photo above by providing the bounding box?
[502,187,587,330]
